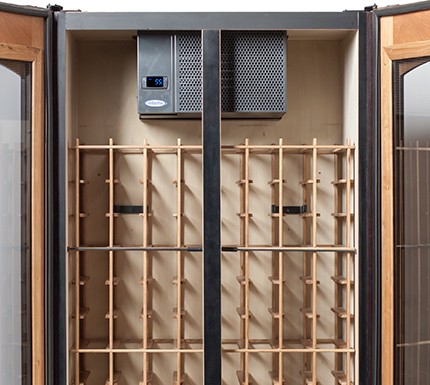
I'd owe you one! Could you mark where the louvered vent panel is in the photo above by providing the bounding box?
[221,31,286,113]
[177,32,202,112]
[176,31,287,114]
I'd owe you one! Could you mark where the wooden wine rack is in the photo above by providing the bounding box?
[69,137,355,385]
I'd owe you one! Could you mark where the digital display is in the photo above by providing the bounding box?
[146,76,165,88]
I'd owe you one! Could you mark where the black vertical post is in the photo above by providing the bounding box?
[359,10,379,385]
[53,10,67,385]
[202,29,221,385]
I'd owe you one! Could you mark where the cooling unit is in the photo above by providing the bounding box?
[138,30,287,118]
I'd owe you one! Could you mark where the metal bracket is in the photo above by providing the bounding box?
[271,204,308,215]
[113,205,144,214]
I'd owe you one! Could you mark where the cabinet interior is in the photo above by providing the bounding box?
[65,28,359,385]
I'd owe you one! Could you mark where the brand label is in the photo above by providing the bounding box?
[145,99,167,107]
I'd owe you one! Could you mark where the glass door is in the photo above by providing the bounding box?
[0,59,32,384]
[380,8,430,385]
[393,58,430,385]
[0,8,45,385]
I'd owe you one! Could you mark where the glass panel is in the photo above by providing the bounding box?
[394,58,430,385]
[0,59,32,384]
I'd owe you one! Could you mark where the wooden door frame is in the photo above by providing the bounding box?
[380,9,430,385]
[0,11,45,385]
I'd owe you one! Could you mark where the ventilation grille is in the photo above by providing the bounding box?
[221,31,286,113]
[177,32,202,112]
[176,31,287,114]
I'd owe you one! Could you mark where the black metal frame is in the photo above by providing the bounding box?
[49,9,382,385]
[202,29,222,385]
[370,3,430,385]
[358,9,379,385]
[64,11,358,30]
[51,10,68,385]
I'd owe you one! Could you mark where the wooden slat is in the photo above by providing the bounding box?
[331,179,354,186]
[236,178,253,185]
[268,276,284,285]
[172,307,185,318]
[72,307,89,320]
[173,371,186,385]
[300,178,320,186]
[236,275,252,285]
[140,309,153,319]
[331,275,354,285]
[139,276,153,285]
[331,307,354,319]
[104,277,120,286]
[79,339,90,349]
[236,307,252,319]
[332,213,355,218]
[72,275,89,286]
[106,339,122,350]
[333,339,347,349]
[237,212,253,218]
[173,276,186,285]
[332,370,354,385]
[105,308,121,320]
[105,371,122,385]
[300,307,320,319]
[73,370,90,385]
[269,370,285,385]
[268,308,285,319]
[300,370,320,385]
[139,370,153,385]
[300,276,320,285]
[236,370,254,385]
[268,178,285,185]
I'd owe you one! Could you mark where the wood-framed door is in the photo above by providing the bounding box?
[381,7,430,385]
[0,8,45,385]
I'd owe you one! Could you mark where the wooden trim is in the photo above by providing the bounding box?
[385,39,430,60]
[380,12,430,385]
[0,42,40,60]
[380,15,394,385]
[32,47,44,385]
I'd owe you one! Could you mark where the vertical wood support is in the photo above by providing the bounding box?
[142,139,151,384]
[108,138,115,384]
[202,29,221,385]
[277,139,284,382]
[74,138,81,385]
[334,152,342,372]
[238,138,251,382]
[301,151,310,373]
[311,138,318,384]
[270,149,279,378]
[346,142,352,385]
[176,138,185,384]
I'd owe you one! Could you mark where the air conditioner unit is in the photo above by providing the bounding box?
[138,30,287,119]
